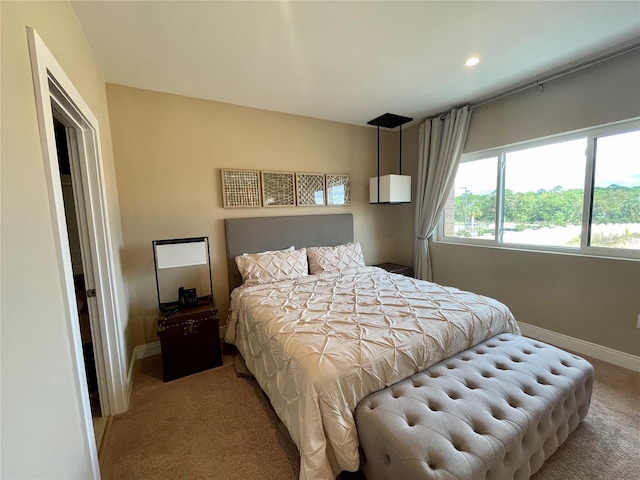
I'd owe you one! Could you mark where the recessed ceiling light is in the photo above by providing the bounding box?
[465,57,480,67]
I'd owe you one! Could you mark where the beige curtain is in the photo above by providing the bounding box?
[414,106,472,281]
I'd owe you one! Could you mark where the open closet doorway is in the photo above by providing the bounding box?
[52,114,107,446]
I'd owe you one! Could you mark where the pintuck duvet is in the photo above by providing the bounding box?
[225,266,520,480]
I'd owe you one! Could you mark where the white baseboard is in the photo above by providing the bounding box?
[135,341,161,359]
[126,341,162,395]
[127,364,134,400]
[518,321,640,372]
[220,325,227,343]
[126,356,135,400]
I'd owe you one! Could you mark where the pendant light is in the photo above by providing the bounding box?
[368,113,413,204]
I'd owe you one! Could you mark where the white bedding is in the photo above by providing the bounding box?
[225,266,520,480]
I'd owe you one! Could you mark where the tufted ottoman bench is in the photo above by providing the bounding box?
[355,333,594,480]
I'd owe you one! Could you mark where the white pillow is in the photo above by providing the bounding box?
[242,246,294,256]
[306,242,365,274]
[236,247,307,285]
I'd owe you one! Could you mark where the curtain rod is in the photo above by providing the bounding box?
[428,40,640,120]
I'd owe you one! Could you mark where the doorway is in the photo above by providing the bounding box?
[28,27,130,478]
[52,115,107,446]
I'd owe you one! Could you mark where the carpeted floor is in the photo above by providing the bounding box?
[100,350,639,480]
[531,354,640,480]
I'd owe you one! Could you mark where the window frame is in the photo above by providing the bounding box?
[436,118,640,261]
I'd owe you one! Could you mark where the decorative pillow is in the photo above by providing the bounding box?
[306,242,365,274]
[236,247,307,285]
[244,246,294,255]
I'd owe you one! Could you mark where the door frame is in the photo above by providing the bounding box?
[27,27,129,474]
[55,110,111,419]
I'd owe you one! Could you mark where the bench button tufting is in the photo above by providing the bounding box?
[356,336,594,480]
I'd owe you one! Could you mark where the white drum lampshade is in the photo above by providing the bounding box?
[369,174,411,204]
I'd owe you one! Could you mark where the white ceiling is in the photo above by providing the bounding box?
[71,1,640,127]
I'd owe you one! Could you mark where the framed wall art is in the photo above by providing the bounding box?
[326,174,351,206]
[221,169,261,208]
[296,173,325,206]
[261,171,296,207]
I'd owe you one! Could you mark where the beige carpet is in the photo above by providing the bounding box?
[531,354,640,480]
[101,351,639,480]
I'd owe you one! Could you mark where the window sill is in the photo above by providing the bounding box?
[433,237,640,262]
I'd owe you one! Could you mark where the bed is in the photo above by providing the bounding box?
[224,214,521,480]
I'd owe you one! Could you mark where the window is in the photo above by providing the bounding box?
[590,130,640,249]
[502,138,586,247]
[440,119,640,259]
[448,157,497,240]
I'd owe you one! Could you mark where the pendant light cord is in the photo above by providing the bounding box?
[377,124,380,203]
[399,124,403,175]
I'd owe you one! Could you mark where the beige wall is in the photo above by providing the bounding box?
[431,245,640,356]
[465,51,640,153]
[106,84,411,347]
[399,50,640,356]
[1,1,127,477]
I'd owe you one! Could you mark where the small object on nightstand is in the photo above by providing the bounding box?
[374,262,413,277]
[157,298,222,382]
[164,306,180,317]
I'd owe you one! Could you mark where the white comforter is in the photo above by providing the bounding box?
[225,267,520,480]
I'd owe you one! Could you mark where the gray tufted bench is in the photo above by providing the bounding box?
[355,333,594,480]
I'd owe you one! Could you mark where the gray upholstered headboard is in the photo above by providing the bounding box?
[225,214,354,292]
